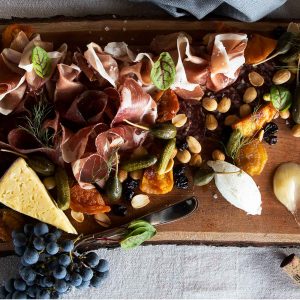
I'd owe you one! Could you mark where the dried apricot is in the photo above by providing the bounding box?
[2,24,33,48]
[156,89,179,122]
[140,166,173,194]
[70,184,110,215]
[235,139,268,176]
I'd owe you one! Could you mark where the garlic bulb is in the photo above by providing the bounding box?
[273,162,300,223]
[207,160,262,215]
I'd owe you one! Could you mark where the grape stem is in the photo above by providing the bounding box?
[0,148,28,159]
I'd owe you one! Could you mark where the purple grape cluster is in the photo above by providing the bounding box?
[0,223,109,299]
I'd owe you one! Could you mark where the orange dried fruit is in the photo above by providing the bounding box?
[70,184,110,215]
[235,139,268,176]
[140,166,173,194]
[245,34,277,65]
[156,89,179,122]
[2,23,33,48]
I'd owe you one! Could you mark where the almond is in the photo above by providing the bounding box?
[176,149,191,164]
[217,97,231,113]
[189,154,202,167]
[243,87,257,103]
[172,114,187,128]
[202,97,218,112]
[205,114,218,130]
[248,71,264,87]
[186,136,202,154]
[131,194,150,209]
[272,69,291,85]
[212,149,225,161]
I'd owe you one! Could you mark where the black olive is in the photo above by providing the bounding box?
[264,122,278,136]
[111,204,128,216]
[265,135,278,145]
[175,175,189,189]
[176,139,188,152]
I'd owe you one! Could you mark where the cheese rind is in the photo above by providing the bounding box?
[0,158,77,234]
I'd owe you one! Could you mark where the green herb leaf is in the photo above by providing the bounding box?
[270,85,292,111]
[32,46,52,78]
[226,129,251,160]
[150,52,176,90]
[120,220,156,250]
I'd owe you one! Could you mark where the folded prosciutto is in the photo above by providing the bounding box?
[207,33,248,92]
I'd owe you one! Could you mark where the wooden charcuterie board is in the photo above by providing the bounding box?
[0,18,300,249]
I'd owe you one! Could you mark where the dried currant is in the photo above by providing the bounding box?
[173,164,186,177]
[264,122,278,136]
[175,175,189,189]
[264,135,278,145]
[122,178,139,202]
[176,139,188,152]
[111,204,128,216]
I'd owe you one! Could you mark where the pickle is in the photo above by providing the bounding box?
[105,172,122,202]
[157,138,176,175]
[27,155,55,176]
[54,167,70,211]
[121,155,157,172]
[193,169,215,187]
[151,123,177,139]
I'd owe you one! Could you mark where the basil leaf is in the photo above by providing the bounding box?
[120,220,156,249]
[270,85,292,111]
[32,46,52,78]
[120,230,156,250]
[150,52,176,90]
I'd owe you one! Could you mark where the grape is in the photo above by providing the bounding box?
[45,233,57,243]
[95,259,109,273]
[0,286,7,298]
[13,233,27,247]
[19,267,36,282]
[33,237,45,251]
[4,279,15,293]
[34,223,49,237]
[13,279,26,292]
[22,248,39,265]
[12,291,27,299]
[90,275,102,288]
[23,224,34,236]
[25,280,35,287]
[60,240,74,252]
[48,260,58,270]
[78,280,90,289]
[5,293,12,299]
[84,252,100,267]
[65,273,70,281]
[98,270,109,280]
[54,279,68,293]
[53,266,67,280]
[27,286,37,298]
[58,254,71,267]
[36,289,50,299]
[46,242,59,255]
[12,230,18,239]
[53,229,62,240]
[14,246,26,256]
[42,277,53,288]
[81,267,93,281]
[69,273,82,287]
[20,257,30,267]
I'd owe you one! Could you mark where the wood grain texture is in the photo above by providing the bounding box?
[0,19,300,247]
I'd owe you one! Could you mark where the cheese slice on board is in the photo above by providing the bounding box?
[0,158,77,234]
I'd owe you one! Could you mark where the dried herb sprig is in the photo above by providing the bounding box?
[19,95,54,148]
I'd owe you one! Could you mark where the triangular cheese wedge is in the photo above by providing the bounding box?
[0,158,77,234]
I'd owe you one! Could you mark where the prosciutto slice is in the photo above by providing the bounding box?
[84,42,119,87]
[64,90,108,126]
[112,78,157,126]
[206,33,248,92]
[54,64,85,111]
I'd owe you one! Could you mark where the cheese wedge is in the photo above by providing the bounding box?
[0,158,77,234]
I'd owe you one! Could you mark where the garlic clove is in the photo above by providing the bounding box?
[207,160,262,215]
[273,162,300,220]
[131,194,150,209]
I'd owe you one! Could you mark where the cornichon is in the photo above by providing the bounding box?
[150,123,177,140]
[54,167,70,211]
[157,138,176,175]
[27,154,55,176]
[105,171,122,202]
[121,155,157,172]
[193,169,215,187]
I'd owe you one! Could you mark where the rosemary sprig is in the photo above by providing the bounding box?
[19,95,54,148]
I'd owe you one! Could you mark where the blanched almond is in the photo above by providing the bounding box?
[205,114,218,130]
[272,69,291,85]
[248,71,264,87]
[176,149,191,164]
[71,210,84,223]
[202,97,218,112]
[94,212,111,228]
[239,104,252,118]
[217,97,231,113]
[172,114,187,128]
[212,149,225,161]
[131,194,150,209]
[279,110,290,119]
[130,169,143,180]
[243,87,257,103]
[189,153,202,167]
[186,136,201,154]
